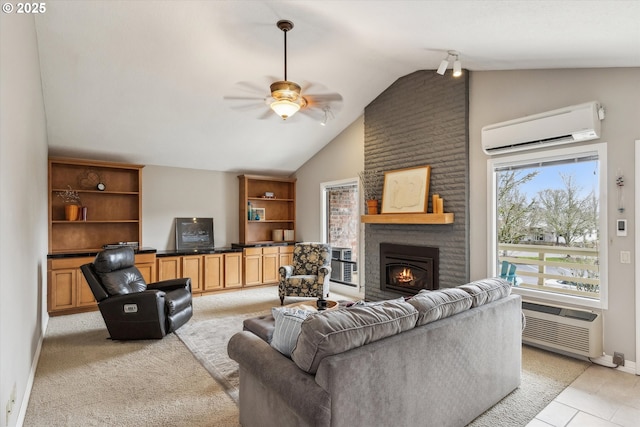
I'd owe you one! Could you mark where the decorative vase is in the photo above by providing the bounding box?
[366,199,379,215]
[65,204,80,221]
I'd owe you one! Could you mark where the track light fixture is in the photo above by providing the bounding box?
[436,50,462,77]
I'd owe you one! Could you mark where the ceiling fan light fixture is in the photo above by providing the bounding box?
[270,99,301,120]
[270,80,302,119]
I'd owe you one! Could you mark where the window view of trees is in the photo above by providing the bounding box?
[495,157,601,299]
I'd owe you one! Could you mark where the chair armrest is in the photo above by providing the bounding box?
[148,278,191,293]
[279,265,293,280]
[100,290,166,307]
[317,265,332,281]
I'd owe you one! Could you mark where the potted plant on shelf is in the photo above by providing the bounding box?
[57,185,82,221]
[358,170,382,214]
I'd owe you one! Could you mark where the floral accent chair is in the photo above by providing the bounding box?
[279,242,332,305]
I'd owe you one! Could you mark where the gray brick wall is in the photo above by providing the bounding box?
[364,70,469,301]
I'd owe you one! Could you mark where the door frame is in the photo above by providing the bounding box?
[320,178,362,291]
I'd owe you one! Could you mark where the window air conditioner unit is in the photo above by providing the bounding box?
[331,248,353,282]
[522,302,603,358]
[481,101,603,155]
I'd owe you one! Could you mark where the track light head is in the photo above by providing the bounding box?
[436,59,449,75]
[436,50,462,77]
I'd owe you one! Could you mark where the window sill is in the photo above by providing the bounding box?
[513,287,606,310]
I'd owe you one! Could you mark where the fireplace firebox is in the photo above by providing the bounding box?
[380,243,439,295]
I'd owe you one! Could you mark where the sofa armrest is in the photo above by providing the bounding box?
[148,277,191,292]
[228,331,330,426]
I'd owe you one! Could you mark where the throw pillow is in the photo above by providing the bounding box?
[270,307,313,357]
[406,288,473,326]
[457,278,512,307]
[350,296,406,307]
[291,300,418,374]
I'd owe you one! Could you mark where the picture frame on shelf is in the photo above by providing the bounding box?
[381,165,431,214]
[252,208,266,221]
[175,217,215,251]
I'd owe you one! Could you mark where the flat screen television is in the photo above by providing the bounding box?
[175,217,215,251]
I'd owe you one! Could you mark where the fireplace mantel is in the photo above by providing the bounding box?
[360,213,454,224]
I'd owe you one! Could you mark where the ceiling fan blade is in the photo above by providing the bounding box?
[304,93,343,103]
[233,81,269,95]
[258,109,275,120]
[223,96,267,101]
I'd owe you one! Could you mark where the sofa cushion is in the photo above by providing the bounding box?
[291,300,418,374]
[270,307,313,357]
[406,288,473,326]
[457,278,512,307]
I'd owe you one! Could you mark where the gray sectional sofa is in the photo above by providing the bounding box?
[228,278,522,427]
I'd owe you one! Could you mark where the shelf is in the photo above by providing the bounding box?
[248,197,294,202]
[248,220,295,223]
[361,213,454,224]
[52,220,140,224]
[52,189,139,195]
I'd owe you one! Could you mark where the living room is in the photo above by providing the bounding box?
[2,2,639,426]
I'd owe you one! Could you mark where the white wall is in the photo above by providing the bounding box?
[294,116,365,242]
[469,68,639,362]
[0,13,49,427]
[142,165,238,249]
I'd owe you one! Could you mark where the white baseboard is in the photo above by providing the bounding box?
[591,353,637,375]
[15,316,48,427]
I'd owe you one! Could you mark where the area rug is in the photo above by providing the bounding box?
[175,311,268,404]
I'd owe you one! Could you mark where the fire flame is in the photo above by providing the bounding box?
[396,268,414,283]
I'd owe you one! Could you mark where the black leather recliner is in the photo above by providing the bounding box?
[81,247,193,340]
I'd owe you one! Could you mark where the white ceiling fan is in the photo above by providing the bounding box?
[224,20,343,122]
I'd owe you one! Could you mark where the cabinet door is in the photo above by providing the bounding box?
[182,256,203,293]
[262,247,279,283]
[50,269,77,311]
[77,270,97,307]
[157,257,181,281]
[244,250,263,286]
[279,246,294,268]
[224,253,242,289]
[203,254,223,291]
[136,262,155,284]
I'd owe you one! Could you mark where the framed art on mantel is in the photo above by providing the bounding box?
[381,165,431,214]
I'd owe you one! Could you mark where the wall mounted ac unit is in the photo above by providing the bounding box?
[522,302,603,358]
[482,101,602,155]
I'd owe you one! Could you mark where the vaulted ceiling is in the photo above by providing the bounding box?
[35,1,640,174]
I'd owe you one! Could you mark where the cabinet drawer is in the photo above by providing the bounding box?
[244,247,263,256]
[262,247,279,255]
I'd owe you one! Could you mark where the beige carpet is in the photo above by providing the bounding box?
[24,286,590,426]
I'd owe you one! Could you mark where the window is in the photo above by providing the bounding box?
[487,143,608,309]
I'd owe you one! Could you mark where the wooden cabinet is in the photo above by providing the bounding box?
[47,252,156,315]
[203,254,223,291]
[182,255,203,293]
[242,245,293,286]
[157,252,244,294]
[49,157,144,254]
[243,248,263,286]
[279,245,294,267]
[223,253,243,289]
[238,175,296,245]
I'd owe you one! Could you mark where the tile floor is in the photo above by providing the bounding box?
[527,365,640,427]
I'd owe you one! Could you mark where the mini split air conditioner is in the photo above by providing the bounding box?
[481,101,603,155]
[522,302,603,358]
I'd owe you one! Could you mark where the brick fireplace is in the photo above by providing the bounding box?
[363,69,469,301]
